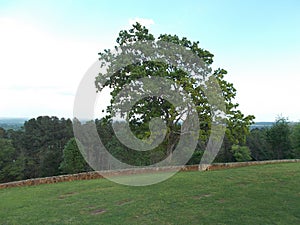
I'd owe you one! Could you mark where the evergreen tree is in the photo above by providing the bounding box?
[60,138,91,174]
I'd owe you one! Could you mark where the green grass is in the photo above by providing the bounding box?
[0,163,300,224]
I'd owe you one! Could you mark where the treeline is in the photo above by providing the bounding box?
[247,118,300,160]
[0,116,74,183]
[0,116,300,183]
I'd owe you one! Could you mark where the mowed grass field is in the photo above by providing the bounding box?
[0,163,299,224]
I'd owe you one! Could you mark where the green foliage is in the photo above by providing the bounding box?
[247,128,273,160]
[266,117,292,159]
[230,144,252,162]
[246,118,300,161]
[59,138,91,174]
[96,22,255,162]
[94,119,166,167]
[290,123,300,158]
[0,116,74,182]
[5,25,300,183]
[187,148,205,164]
[0,127,5,138]
[21,116,73,178]
[0,138,23,183]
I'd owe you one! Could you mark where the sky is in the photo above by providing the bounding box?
[0,0,299,122]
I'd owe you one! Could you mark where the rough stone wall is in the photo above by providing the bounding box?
[0,159,299,189]
[207,159,300,171]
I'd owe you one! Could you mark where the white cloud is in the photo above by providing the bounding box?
[128,17,155,28]
[0,17,113,118]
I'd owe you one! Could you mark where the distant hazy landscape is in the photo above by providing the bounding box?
[0,117,277,131]
[0,118,28,130]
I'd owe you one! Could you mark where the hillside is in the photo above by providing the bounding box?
[250,121,274,129]
[0,163,299,224]
[0,117,27,130]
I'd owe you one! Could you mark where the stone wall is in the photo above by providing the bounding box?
[208,159,300,170]
[0,159,299,189]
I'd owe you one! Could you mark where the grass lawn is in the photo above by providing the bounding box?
[0,163,299,224]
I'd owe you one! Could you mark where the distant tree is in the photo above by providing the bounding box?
[0,116,80,181]
[0,127,5,138]
[95,119,166,167]
[290,122,300,158]
[230,144,252,162]
[0,138,24,183]
[59,138,91,174]
[246,128,273,160]
[21,116,73,178]
[266,117,292,159]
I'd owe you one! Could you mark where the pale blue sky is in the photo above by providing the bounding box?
[0,0,300,121]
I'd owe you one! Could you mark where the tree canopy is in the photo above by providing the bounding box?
[95,22,255,164]
[59,137,91,174]
[1,115,300,183]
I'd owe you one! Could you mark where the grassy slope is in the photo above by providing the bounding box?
[0,163,299,224]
